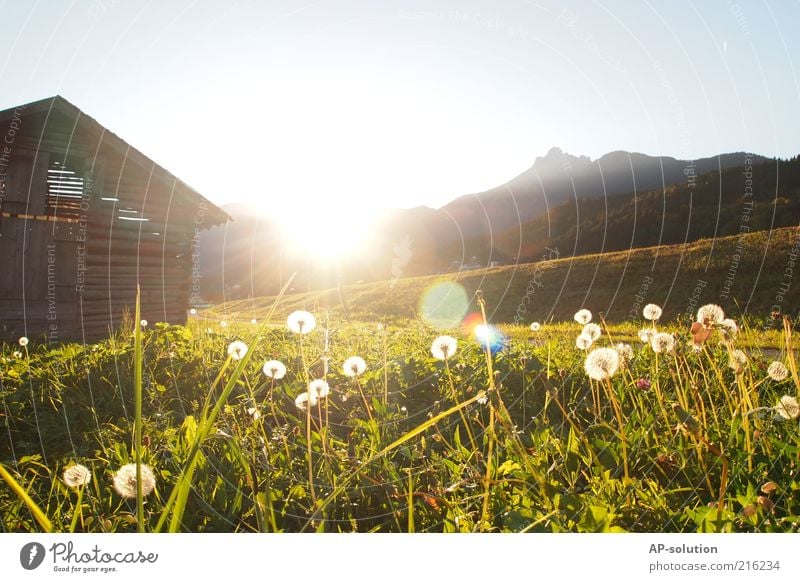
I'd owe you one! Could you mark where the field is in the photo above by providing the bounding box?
[1,292,799,532]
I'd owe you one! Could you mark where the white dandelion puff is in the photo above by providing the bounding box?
[139,319,148,328]
[642,304,662,321]
[728,349,747,374]
[720,318,738,337]
[287,310,316,334]
[530,322,541,332]
[582,323,602,341]
[575,334,593,350]
[226,340,248,361]
[18,336,29,347]
[220,320,228,328]
[62,464,92,488]
[189,308,197,315]
[113,463,156,499]
[697,304,725,327]
[650,332,675,353]
[431,335,458,360]
[574,309,592,325]
[294,391,317,411]
[343,356,367,377]
[615,342,634,363]
[638,328,655,344]
[250,318,258,325]
[308,379,331,401]
[584,347,620,381]
[262,360,287,380]
[767,361,789,382]
[776,395,800,420]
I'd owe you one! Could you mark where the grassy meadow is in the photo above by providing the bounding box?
[1,292,799,532]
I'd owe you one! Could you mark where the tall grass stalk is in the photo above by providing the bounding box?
[133,287,145,532]
[0,463,53,532]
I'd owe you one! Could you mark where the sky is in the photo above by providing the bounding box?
[1,0,799,213]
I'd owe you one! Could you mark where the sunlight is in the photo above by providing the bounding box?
[277,201,378,260]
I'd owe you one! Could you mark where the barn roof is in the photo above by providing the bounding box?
[0,95,231,226]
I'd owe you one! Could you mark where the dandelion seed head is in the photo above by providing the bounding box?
[220,320,228,328]
[227,340,248,361]
[638,328,655,344]
[642,304,662,321]
[582,323,602,341]
[189,308,197,315]
[530,322,541,332]
[139,319,148,328]
[574,308,592,325]
[18,336,28,347]
[584,347,620,381]
[728,349,747,374]
[250,318,258,325]
[262,360,287,380]
[113,463,156,499]
[62,464,91,488]
[615,342,634,362]
[294,391,317,411]
[343,356,367,377]
[720,318,738,337]
[575,334,593,350]
[776,395,800,420]
[767,361,789,382]
[308,379,331,400]
[431,335,458,360]
[287,310,316,334]
[650,332,675,353]
[697,304,725,327]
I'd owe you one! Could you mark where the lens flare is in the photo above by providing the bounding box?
[472,322,505,353]
[420,282,469,329]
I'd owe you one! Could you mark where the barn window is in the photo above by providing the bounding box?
[46,159,85,219]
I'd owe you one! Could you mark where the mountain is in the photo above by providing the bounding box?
[197,149,788,302]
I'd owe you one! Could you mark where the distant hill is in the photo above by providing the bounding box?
[197,150,791,302]
[207,226,800,324]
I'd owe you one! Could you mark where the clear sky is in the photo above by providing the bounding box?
[1,0,799,213]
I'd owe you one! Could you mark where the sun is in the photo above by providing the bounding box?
[278,201,377,260]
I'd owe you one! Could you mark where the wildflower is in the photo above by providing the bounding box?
[18,336,29,347]
[112,463,156,499]
[343,356,367,377]
[582,323,602,341]
[308,379,330,400]
[574,309,592,325]
[767,361,789,382]
[247,406,261,421]
[728,349,747,374]
[615,342,634,363]
[287,310,316,334]
[650,332,675,353]
[262,360,287,380]
[584,347,620,381]
[638,328,655,344]
[642,304,662,321]
[431,335,458,360]
[227,340,248,360]
[477,390,488,405]
[139,319,148,328]
[775,395,800,420]
[720,318,738,337]
[294,392,317,411]
[12,351,21,358]
[696,304,725,327]
[220,320,228,328]
[530,322,541,332]
[635,378,651,391]
[62,464,91,488]
[575,334,593,350]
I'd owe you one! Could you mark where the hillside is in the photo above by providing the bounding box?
[198,150,782,302]
[208,225,800,324]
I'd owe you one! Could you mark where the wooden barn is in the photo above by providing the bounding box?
[0,96,229,342]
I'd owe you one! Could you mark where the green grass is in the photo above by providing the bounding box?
[1,299,799,532]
